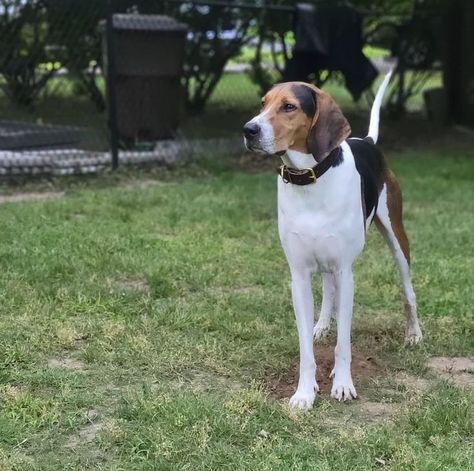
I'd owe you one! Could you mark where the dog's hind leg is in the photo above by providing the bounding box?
[314,273,336,340]
[374,171,422,344]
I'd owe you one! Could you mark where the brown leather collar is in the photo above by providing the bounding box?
[278,147,342,185]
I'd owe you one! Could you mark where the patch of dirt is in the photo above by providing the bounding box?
[0,384,27,400]
[395,372,432,393]
[427,356,474,373]
[428,356,474,389]
[66,422,104,448]
[111,277,150,293]
[168,369,243,393]
[47,357,86,371]
[449,373,474,389]
[55,327,88,349]
[265,345,382,399]
[66,410,104,449]
[0,191,64,204]
[358,401,399,421]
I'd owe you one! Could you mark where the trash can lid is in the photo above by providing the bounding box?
[111,14,187,32]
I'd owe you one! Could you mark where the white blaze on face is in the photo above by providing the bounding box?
[245,108,275,154]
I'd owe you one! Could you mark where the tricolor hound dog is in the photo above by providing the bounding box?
[243,71,422,409]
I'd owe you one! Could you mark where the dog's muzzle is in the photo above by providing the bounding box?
[243,122,261,151]
[243,122,261,139]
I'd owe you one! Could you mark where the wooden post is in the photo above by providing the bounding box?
[105,0,119,169]
[443,0,474,125]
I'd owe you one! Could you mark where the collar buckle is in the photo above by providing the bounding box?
[280,165,290,184]
[305,167,317,183]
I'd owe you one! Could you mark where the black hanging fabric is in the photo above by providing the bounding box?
[284,3,378,101]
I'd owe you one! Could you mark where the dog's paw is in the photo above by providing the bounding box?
[313,321,330,340]
[405,326,423,345]
[330,378,357,401]
[289,385,318,410]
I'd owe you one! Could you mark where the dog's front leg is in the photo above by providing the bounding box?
[289,269,319,410]
[331,267,357,401]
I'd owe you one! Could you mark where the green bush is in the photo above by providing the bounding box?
[0,0,56,106]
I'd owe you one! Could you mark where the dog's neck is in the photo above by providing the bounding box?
[281,150,318,170]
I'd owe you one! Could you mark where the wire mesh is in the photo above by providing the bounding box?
[0,1,442,176]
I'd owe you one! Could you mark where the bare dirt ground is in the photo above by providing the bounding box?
[110,276,151,293]
[265,345,381,400]
[265,349,473,421]
[427,356,474,389]
[47,357,86,371]
[0,191,64,204]
[65,409,104,449]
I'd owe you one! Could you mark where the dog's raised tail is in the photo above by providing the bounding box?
[367,69,393,144]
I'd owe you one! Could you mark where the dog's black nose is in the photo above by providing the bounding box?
[243,122,260,138]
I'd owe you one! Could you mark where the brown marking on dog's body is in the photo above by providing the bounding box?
[376,170,411,265]
[306,88,351,161]
[373,168,421,343]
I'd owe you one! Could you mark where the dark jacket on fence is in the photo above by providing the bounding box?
[284,3,378,100]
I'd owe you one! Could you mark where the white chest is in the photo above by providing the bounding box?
[277,146,365,272]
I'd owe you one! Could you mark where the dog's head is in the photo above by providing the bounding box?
[243,82,351,161]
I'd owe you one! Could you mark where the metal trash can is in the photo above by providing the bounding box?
[102,14,187,141]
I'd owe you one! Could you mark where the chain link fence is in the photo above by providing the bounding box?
[0,1,442,176]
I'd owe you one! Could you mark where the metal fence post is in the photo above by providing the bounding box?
[106,0,119,170]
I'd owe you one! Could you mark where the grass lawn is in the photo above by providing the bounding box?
[0,146,473,469]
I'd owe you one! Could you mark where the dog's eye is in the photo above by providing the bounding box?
[282,103,297,112]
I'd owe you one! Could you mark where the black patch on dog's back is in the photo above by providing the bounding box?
[347,137,386,221]
[291,84,316,117]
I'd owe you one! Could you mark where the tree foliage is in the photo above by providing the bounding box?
[0,1,56,106]
[0,0,448,115]
[45,0,108,111]
[157,1,255,113]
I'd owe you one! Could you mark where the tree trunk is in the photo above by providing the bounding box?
[444,0,474,125]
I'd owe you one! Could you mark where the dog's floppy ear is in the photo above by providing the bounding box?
[307,88,351,162]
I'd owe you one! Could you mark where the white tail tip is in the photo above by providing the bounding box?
[367,68,394,144]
